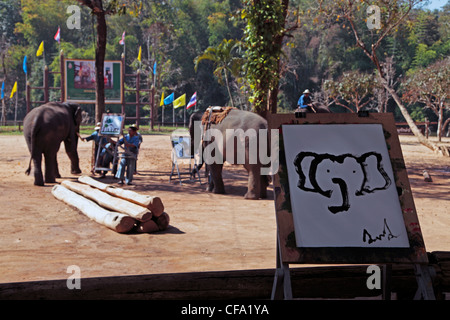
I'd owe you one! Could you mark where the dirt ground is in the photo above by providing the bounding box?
[0,133,449,284]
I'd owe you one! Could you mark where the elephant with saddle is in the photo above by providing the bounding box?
[189,107,271,200]
[24,102,82,186]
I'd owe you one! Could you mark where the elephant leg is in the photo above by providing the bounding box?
[32,153,44,186]
[209,163,225,194]
[44,150,58,183]
[64,139,82,174]
[259,174,269,199]
[243,164,261,200]
[54,154,61,178]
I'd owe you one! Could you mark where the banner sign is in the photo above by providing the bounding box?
[65,59,122,104]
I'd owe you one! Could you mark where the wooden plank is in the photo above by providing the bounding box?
[1,262,447,300]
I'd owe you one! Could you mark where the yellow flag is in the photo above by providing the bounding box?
[10,81,17,99]
[137,46,142,62]
[160,92,165,107]
[36,41,44,57]
[173,93,186,109]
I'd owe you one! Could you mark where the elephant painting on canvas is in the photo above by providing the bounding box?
[293,151,391,214]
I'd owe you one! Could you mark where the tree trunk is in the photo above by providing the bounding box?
[95,11,107,124]
[438,105,443,142]
[224,69,234,108]
[385,84,444,153]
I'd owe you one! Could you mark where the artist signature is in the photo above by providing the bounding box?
[363,219,398,244]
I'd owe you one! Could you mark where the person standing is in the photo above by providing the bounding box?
[115,124,140,185]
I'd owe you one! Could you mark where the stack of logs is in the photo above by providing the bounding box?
[52,175,169,234]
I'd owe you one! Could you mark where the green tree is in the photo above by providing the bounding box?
[323,71,378,113]
[241,0,287,116]
[402,58,450,143]
[194,39,243,108]
[316,0,449,156]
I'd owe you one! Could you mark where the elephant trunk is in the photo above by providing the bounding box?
[328,178,350,214]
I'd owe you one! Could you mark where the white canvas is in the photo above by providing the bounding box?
[282,124,410,248]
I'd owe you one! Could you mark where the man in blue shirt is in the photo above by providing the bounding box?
[115,124,140,185]
[297,89,313,112]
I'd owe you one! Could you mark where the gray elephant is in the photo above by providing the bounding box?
[189,108,271,199]
[24,102,82,186]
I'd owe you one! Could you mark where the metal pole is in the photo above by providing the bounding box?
[136,69,140,127]
[60,50,65,102]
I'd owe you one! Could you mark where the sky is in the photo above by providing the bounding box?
[423,0,448,10]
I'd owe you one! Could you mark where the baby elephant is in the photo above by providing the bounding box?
[24,102,82,186]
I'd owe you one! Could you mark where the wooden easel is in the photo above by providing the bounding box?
[268,112,436,300]
[169,134,202,185]
[94,113,125,174]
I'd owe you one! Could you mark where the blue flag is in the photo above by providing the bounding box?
[1,82,4,99]
[164,92,174,105]
[23,56,27,74]
[153,61,157,75]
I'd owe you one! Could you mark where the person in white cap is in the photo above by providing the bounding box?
[297,89,313,112]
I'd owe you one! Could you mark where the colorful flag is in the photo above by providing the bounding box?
[54,26,60,43]
[1,82,4,99]
[36,41,44,57]
[164,92,174,105]
[119,31,125,45]
[23,56,27,74]
[173,94,186,109]
[137,46,142,62]
[153,61,157,75]
[10,81,17,99]
[186,92,197,109]
[160,92,165,107]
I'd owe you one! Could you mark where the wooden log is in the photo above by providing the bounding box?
[51,185,136,233]
[136,220,159,233]
[61,180,152,221]
[154,212,170,231]
[78,175,164,216]
[423,170,433,182]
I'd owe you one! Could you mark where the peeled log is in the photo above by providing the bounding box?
[61,180,151,221]
[78,175,164,216]
[52,185,136,233]
[137,220,159,233]
[154,212,170,231]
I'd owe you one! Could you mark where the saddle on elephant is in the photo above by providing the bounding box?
[201,106,237,126]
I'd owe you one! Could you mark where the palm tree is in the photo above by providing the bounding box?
[194,39,243,108]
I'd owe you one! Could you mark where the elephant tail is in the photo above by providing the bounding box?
[25,157,32,175]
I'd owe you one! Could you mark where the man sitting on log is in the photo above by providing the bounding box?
[115,124,140,185]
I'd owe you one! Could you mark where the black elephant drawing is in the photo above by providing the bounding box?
[293,151,391,214]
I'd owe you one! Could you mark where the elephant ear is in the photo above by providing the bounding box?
[293,152,331,197]
[64,103,82,128]
[357,152,391,195]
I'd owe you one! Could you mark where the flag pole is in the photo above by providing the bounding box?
[14,81,18,127]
